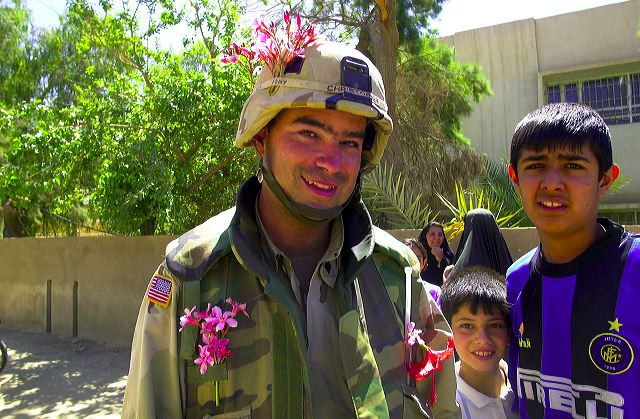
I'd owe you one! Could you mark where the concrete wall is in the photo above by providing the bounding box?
[2,227,637,346]
[0,235,174,347]
[441,0,640,205]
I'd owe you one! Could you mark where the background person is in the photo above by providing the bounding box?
[452,208,513,275]
[404,238,442,304]
[418,222,455,287]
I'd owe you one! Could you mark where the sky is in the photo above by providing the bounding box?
[24,0,629,37]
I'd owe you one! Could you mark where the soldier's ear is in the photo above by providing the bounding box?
[254,127,268,157]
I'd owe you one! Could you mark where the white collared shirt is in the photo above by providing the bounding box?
[455,361,519,419]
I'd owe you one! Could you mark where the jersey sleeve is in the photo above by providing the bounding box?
[121,265,185,419]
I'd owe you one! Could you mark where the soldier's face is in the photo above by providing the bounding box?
[255,108,366,211]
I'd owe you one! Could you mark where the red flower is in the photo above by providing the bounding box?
[408,336,455,406]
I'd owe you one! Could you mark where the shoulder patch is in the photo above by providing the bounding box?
[146,274,173,308]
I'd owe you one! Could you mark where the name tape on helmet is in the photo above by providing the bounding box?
[258,78,387,111]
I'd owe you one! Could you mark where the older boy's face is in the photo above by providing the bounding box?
[451,303,509,376]
[508,145,618,241]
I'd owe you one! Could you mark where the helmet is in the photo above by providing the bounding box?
[235,40,392,169]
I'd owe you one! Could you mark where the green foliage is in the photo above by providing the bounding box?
[361,163,435,229]
[436,158,530,240]
[0,0,255,236]
[395,0,445,53]
[0,1,39,105]
[300,0,444,51]
[391,38,492,213]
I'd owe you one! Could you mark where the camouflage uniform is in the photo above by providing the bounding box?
[122,176,458,418]
[123,34,459,418]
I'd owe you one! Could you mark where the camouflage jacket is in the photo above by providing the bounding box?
[122,176,459,419]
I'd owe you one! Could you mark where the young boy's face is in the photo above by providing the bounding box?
[451,303,509,376]
[508,144,618,241]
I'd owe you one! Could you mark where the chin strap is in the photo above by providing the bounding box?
[258,159,362,224]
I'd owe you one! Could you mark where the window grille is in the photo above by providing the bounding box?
[545,73,640,125]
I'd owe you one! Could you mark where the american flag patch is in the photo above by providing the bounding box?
[146,274,173,308]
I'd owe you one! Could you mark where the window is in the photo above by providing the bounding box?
[599,209,639,226]
[545,73,640,125]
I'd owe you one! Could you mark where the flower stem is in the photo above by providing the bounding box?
[215,381,220,406]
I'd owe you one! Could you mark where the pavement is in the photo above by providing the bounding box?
[0,326,130,418]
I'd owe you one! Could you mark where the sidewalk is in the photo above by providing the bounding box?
[0,326,130,418]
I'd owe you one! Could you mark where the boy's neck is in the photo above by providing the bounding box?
[539,221,605,264]
[459,360,506,399]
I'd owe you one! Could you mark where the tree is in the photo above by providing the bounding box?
[0,0,256,235]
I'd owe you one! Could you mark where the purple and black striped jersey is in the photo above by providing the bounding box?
[507,219,640,418]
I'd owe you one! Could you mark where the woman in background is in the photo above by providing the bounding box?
[418,222,455,286]
[453,208,513,275]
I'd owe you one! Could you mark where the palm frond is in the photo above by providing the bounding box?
[362,163,435,229]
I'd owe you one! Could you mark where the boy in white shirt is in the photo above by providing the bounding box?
[440,266,518,419]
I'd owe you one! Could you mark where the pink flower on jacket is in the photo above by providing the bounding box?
[206,305,238,333]
[179,306,199,331]
[195,345,215,374]
[226,297,249,317]
[406,322,425,347]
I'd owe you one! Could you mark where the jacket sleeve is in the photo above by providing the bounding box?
[121,265,185,419]
[418,283,460,419]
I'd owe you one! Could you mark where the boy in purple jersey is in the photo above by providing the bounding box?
[506,102,640,418]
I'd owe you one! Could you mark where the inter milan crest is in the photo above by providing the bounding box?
[588,318,634,375]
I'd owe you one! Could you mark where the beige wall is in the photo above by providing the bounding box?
[0,235,174,346]
[2,227,637,346]
[0,229,538,346]
[442,0,640,205]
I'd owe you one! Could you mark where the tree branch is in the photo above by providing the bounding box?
[186,149,240,193]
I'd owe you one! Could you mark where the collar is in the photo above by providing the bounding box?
[455,361,512,408]
[535,218,624,277]
[256,202,344,288]
[230,176,375,283]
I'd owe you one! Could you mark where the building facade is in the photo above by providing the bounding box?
[441,0,640,223]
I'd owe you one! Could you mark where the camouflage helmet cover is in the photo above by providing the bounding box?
[235,40,393,167]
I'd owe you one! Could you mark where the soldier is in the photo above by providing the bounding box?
[122,22,458,418]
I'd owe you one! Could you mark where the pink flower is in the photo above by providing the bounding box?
[179,306,199,331]
[226,297,249,317]
[194,345,215,374]
[406,322,425,347]
[222,12,319,83]
[205,305,238,333]
[209,336,233,362]
[200,321,217,344]
[179,298,249,379]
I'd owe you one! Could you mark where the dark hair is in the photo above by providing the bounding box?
[418,222,452,253]
[510,103,612,179]
[440,266,510,327]
[403,238,428,260]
